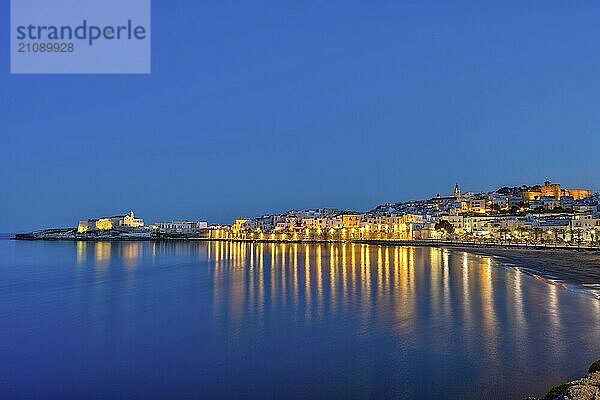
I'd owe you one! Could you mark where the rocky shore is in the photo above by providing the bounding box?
[524,361,600,400]
[12,228,213,241]
[14,228,151,241]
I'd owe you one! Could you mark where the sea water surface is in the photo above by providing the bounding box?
[1,239,599,399]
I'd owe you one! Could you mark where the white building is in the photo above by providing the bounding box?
[540,196,560,210]
[468,198,487,214]
[443,215,464,233]
[156,221,208,233]
[491,193,508,209]
[573,203,598,214]
[301,217,340,229]
[570,214,600,231]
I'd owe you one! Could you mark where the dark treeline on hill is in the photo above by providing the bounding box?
[497,186,528,195]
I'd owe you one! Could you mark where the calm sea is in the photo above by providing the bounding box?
[1,239,598,399]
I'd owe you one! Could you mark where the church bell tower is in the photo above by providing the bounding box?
[454,183,461,199]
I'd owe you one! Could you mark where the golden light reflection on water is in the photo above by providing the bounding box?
[480,256,498,365]
[305,244,311,319]
[76,241,86,265]
[513,270,525,333]
[442,250,452,321]
[204,240,568,353]
[94,242,112,271]
[76,241,144,273]
[66,239,594,368]
[462,253,472,333]
[122,243,141,270]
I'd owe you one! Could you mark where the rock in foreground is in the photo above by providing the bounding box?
[524,360,600,400]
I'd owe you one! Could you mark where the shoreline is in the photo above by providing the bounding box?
[12,232,600,250]
[445,246,600,292]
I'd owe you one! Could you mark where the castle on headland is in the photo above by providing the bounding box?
[76,211,209,236]
[77,211,144,233]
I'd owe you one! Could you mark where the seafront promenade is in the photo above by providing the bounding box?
[13,228,600,252]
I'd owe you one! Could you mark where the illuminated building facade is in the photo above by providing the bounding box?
[77,210,144,233]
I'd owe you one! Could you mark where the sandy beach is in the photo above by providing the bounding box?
[449,246,600,296]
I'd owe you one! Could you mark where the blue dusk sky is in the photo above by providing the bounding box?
[1,1,600,231]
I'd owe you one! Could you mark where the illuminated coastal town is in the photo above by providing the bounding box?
[19,180,600,246]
